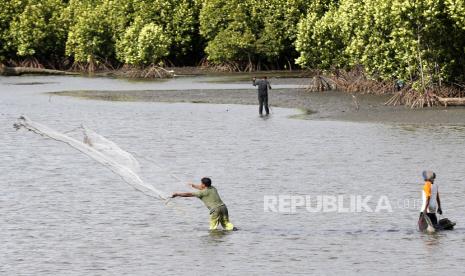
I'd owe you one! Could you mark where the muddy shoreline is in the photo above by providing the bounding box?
[52,88,465,125]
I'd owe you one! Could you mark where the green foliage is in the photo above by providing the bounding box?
[345,0,398,78]
[256,0,308,62]
[200,0,307,67]
[131,0,201,60]
[446,0,465,30]
[166,0,202,58]
[0,1,25,61]
[200,0,257,64]
[138,23,170,64]
[200,0,255,62]
[296,0,465,86]
[116,17,142,65]
[296,1,344,69]
[116,17,170,65]
[65,0,115,63]
[9,0,66,58]
[0,0,463,84]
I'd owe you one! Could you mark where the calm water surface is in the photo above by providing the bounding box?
[1,75,465,275]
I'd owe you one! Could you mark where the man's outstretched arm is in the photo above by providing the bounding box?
[172,192,194,198]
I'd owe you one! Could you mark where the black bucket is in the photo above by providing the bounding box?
[436,218,456,231]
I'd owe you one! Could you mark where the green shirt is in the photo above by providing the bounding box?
[193,186,225,211]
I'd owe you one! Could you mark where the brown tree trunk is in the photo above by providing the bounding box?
[437,96,465,107]
[0,65,76,76]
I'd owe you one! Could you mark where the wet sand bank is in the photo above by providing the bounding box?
[52,88,465,125]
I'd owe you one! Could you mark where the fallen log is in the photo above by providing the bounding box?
[437,96,465,107]
[0,66,77,76]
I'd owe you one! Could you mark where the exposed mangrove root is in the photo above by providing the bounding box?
[7,57,44,69]
[331,70,395,95]
[198,59,292,72]
[407,91,438,109]
[199,60,243,72]
[307,75,335,92]
[69,60,116,73]
[117,65,174,78]
[351,94,360,111]
[384,90,437,109]
[5,57,73,71]
[309,68,465,108]
[306,69,395,94]
[384,86,464,108]
[384,91,403,106]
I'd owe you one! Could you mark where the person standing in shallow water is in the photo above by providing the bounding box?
[252,76,271,116]
[172,177,237,231]
[420,171,442,225]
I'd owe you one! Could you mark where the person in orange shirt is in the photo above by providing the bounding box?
[420,171,442,225]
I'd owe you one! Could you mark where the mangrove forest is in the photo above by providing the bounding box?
[1,0,465,103]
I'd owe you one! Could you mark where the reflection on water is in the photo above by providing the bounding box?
[1,75,465,275]
[421,232,443,248]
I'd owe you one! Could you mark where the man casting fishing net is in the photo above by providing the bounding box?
[252,76,272,116]
[172,177,237,231]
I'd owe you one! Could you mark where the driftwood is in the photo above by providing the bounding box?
[0,65,76,76]
[437,97,465,107]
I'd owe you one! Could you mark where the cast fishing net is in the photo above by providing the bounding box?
[14,115,170,201]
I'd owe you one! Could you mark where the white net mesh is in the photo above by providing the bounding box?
[82,126,141,174]
[14,116,169,201]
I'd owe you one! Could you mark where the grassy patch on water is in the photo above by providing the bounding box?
[288,108,317,120]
